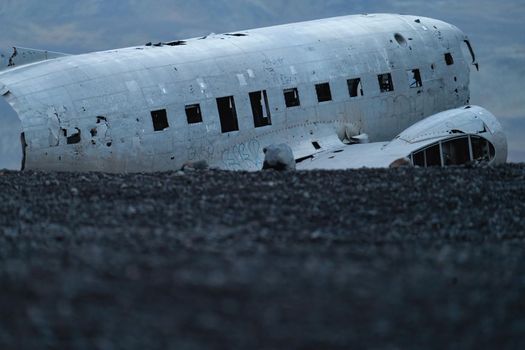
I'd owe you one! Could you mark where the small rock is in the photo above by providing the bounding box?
[182,160,209,171]
[127,206,137,215]
[262,144,296,171]
[389,157,412,168]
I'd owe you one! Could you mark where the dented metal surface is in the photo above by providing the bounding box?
[0,14,507,172]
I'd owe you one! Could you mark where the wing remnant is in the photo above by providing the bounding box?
[0,47,70,71]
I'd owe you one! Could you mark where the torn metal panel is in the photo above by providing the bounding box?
[0,83,8,96]
[46,107,61,147]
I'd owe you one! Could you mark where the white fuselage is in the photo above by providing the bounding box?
[0,14,475,172]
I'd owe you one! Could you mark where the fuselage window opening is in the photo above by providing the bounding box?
[445,52,454,66]
[249,90,272,128]
[315,82,332,103]
[151,109,170,131]
[284,88,301,108]
[185,104,203,124]
[216,96,240,133]
[407,69,423,88]
[378,73,394,93]
[347,78,363,97]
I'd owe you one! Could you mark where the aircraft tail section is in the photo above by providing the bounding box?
[0,46,70,71]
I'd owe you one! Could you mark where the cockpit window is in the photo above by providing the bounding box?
[471,135,494,162]
[442,137,470,165]
[425,144,441,167]
[411,135,495,167]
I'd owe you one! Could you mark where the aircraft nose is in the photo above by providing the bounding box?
[0,93,23,170]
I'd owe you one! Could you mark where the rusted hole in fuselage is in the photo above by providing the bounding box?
[165,40,187,46]
[67,128,81,145]
[394,33,407,47]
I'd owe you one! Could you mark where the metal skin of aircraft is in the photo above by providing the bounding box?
[0,14,507,172]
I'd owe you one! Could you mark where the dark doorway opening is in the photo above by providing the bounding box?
[217,96,239,133]
[425,144,441,167]
[249,90,272,128]
[347,78,363,97]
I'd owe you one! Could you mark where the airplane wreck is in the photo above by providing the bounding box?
[0,14,507,172]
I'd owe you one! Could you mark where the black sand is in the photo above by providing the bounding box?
[1,165,524,349]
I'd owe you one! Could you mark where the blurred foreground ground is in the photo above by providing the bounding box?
[1,165,524,349]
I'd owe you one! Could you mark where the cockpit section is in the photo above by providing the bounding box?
[411,135,495,167]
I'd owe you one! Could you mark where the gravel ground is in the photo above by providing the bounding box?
[1,165,525,350]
